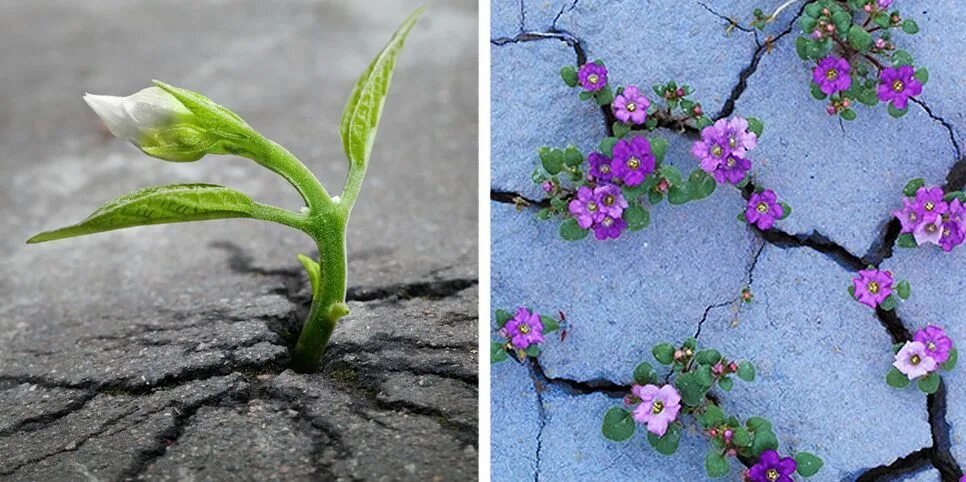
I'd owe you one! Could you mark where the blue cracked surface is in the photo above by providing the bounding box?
[491,0,964,480]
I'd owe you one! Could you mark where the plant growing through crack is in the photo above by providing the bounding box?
[848,267,910,310]
[754,0,928,120]
[490,307,561,363]
[888,325,957,394]
[530,59,790,241]
[601,338,823,479]
[25,8,424,371]
[894,178,966,252]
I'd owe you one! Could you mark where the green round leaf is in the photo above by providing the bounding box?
[918,372,940,394]
[652,343,675,365]
[886,367,910,388]
[751,428,779,456]
[896,280,911,300]
[495,309,513,327]
[879,295,897,311]
[647,424,681,455]
[809,82,828,100]
[746,117,764,138]
[746,417,772,433]
[718,376,733,392]
[903,178,925,197]
[601,407,636,441]
[633,361,657,385]
[695,349,721,365]
[795,452,824,477]
[563,146,584,167]
[888,103,909,118]
[737,361,756,382]
[914,67,929,84]
[848,25,872,51]
[490,341,508,364]
[778,202,792,220]
[897,233,918,248]
[699,404,725,428]
[650,137,669,163]
[902,19,919,34]
[732,427,752,447]
[840,108,857,121]
[560,65,578,87]
[559,218,589,241]
[943,348,958,371]
[540,315,560,334]
[624,204,650,231]
[705,451,730,478]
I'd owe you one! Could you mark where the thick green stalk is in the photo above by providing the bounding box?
[291,216,350,371]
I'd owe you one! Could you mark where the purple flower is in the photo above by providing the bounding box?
[594,184,627,219]
[568,186,603,229]
[711,154,752,185]
[893,197,921,234]
[503,307,544,350]
[813,56,852,95]
[612,136,656,187]
[877,66,923,110]
[725,117,758,156]
[914,325,954,364]
[578,62,607,92]
[630,384,681,436]
[914,186,949,217]
[612,86,650,125]
[852,269,893,308]
[692,120,731,172]
[894,341,938,379]
[940,220,965,252]
[877,0,893,9]
[745,190,784,230]
[913,214,943,246]
[588,151,615,181]
[592,215,626,240]
[747,450,797,482]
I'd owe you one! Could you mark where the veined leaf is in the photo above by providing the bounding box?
[340,7,423,170]
[27,184,256,243]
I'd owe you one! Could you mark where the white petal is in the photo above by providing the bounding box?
[122,87,190,129]
[83,93,141,142]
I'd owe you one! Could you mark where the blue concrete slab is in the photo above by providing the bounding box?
[491,360,542,481]
[699,245,933,480]
[492,0,522,39]
[882,245,966,468]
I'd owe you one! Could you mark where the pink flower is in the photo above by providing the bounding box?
[630,384,681,436]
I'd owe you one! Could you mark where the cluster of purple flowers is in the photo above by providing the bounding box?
[894,185,965,252]
[569,136,656,240]
[894,325,954,380]
[691,117,757,185]
[812,56,923,114]
[499,307,545,350]
[627,384,681,437]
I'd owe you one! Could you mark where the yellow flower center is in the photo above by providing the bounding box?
[911,354,921,365]
[944,227,952,238]
[603,194,615,206]
[628,157,640,169]
[601,165,610,173]
[602,217,614,227]
[588,74,599,84]
[651,400,664,414]
[766,469,780,482]
[826,68,838,80]
[909,212,918,222]
[928,342,937,351]
[925,202,935,211]
[729,137,737,148]
[519,324,530,334]
[626,102,636,112]
[756,202,768,213]
[927,223,938,233]
[868,281,879,294]
[711,145,723,157]
[892,79,904,92]
[587,201,598,212]
[726,157,736,168]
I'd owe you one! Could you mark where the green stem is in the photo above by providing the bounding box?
[248,136,334,212]
[291,217,349,371]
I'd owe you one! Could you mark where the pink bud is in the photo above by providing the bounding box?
[811,30,823,39]
[864,4,872,12]
[826,24,835,32]
[693,104,703,116]
[658,179,670,192]
[826,104,837,115]
[728,362,738,372]
[724,429,734,441]
[542,181,554,193]
[676,88,685,97]
[709,428,719,437]
[674,349,684,360]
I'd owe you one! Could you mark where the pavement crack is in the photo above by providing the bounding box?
[550,0,579,32]
[855,448,932,481]
[698,1,758,36]
[911,98,962,165]
[347,278,478,302]
[0,391,97,438]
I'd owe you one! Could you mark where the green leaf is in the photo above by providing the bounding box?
[563,146,583,167]
[918,372,940,394]
[700,405,725,428]
[848,284,856,298]
[28,184,257,244]
[624,204,650,231]
[653,343,676,364]
[633,361,657,385]
[718,377,733,392]
[613,122,631,139]
[746,417,772,433]
[559,218,589,241]
[579,91,594,101]
[848,25,872,51]
[914,67,929,84]
[647,424,681,455]
[151,81,251,141]
[737,361,756,382]
[688,169,716,201]
[746,117,764,138]
[804,2,822,18]
[650,137,669,163]
[695,116,713,129]
[896,280,911,300]
[599,137,619,157]
[676,372,710,407]
[540,147,564,175]
[540,315,560,334]
[795,452,824,477]
[525,344,541,357]
[944,349,958,371]
[490,341,508,363]
[732,428,752,447]
[668,184,692,205]
[297,254,321,295]
[832,10,852,34]
[648,189,664,205]
[809,82,828,100]
[340,7,423,171]
[897,233,918,248]
[886,367,910,388]
[880,295,897,311]
[892,50,914,67]
[495,309,513,327]
[751,428,779,456]
[903,178,925,196]
[778,202,792,220]
[840,108,857,121]
[560,65,578,87]
[902,19,919,34]
[535,208,553,220]
[595,85,614,106]
[601,407,636,441]
[795,36,809,61]
[695,349,722,365]
[705,451,730,478]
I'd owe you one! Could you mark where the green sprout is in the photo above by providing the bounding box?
[26,8,424,371]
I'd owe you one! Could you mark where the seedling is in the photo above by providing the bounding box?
[27,8,424,371]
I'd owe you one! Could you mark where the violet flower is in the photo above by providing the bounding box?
[630,384,681,436]
[940,221,965,252]
[593,215,626,241]
[877,0,894,9]
[913,325,953,364]
[578,63,607,92]
[914,186,949,217]
[503,307,545,350]
[588,151,615,182]
[893,197,921,234]
[877,66,923,110]
[711,154,752,185]
[852,269,893,308]
[568,186,603,229]
[747,450,797,482]
[894,341,938,379]
[612,136,656,187]
[813,56,852,95]
[594,184,627,219]
[612,86,650,125]
[724,116,758,157]
[745,190,784,230]
[692,120,731,172]
[913,214,943,246]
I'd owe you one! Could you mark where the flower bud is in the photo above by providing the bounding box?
[709,428,719,437]
[693,104,703,116]
[724,429,734,441]
[542,181,554,193]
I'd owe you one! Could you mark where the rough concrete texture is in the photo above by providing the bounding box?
[0,0,477,480]
[491,0,965,480]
